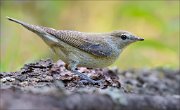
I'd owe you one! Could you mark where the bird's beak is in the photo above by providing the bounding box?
[137,37,144,41]
[134,36,144,41]
[130,35,144,41]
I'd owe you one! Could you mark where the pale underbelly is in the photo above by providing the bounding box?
[52,46,118,68]
[78,55,116,68]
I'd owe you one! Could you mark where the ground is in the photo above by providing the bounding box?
[0,59,180,110]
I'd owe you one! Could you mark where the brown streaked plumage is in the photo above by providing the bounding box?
[7,17,144,84]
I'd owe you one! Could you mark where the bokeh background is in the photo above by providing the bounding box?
[0,1,179,72]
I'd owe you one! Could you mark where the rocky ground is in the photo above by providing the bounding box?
[0,59,180,110]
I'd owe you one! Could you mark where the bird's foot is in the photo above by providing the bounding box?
[72,70,102,85]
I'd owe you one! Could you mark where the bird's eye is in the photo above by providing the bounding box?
[120,35,127,40]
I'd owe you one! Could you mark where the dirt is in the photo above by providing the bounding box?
[1,59,179,96]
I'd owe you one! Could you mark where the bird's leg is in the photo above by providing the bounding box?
[66,61,101,85]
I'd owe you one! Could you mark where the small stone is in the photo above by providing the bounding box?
[8,78,15,82]
[78,67,90,73]
[44,76,53,81]
[1,77,7,83]
[31,78,40,82]
[1,77,15,82]
[125,72,133,78]
[42,74,47,78]
[57,60,65,66]
[19,81,28,86]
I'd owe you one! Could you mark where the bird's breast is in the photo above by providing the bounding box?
[50,40,121,68]
[76,49,120,68]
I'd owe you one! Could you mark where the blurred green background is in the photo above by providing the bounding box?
[0,1,179,72]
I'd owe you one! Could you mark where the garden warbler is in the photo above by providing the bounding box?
[7,17,144,84]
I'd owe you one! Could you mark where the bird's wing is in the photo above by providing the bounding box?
[73,37,113,57]
[6,17,112,57]
[44,29,113,57]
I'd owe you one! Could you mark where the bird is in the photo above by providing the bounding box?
[7,17,144,85]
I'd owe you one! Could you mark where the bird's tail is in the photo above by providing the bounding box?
[6,16,26,25]
[7,17,60,44]
[6,16,47,35]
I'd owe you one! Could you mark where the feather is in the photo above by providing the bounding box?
[7,17,113,57]
[44,29,113,57]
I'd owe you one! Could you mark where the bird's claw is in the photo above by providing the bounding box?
[72,70,103,85]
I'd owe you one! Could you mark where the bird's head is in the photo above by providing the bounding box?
[110,30,144,49]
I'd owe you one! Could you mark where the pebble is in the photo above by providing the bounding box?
[44,76,53,81]
[1,77,7,83]
[0,77,15,82]
[19,81,29,87]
